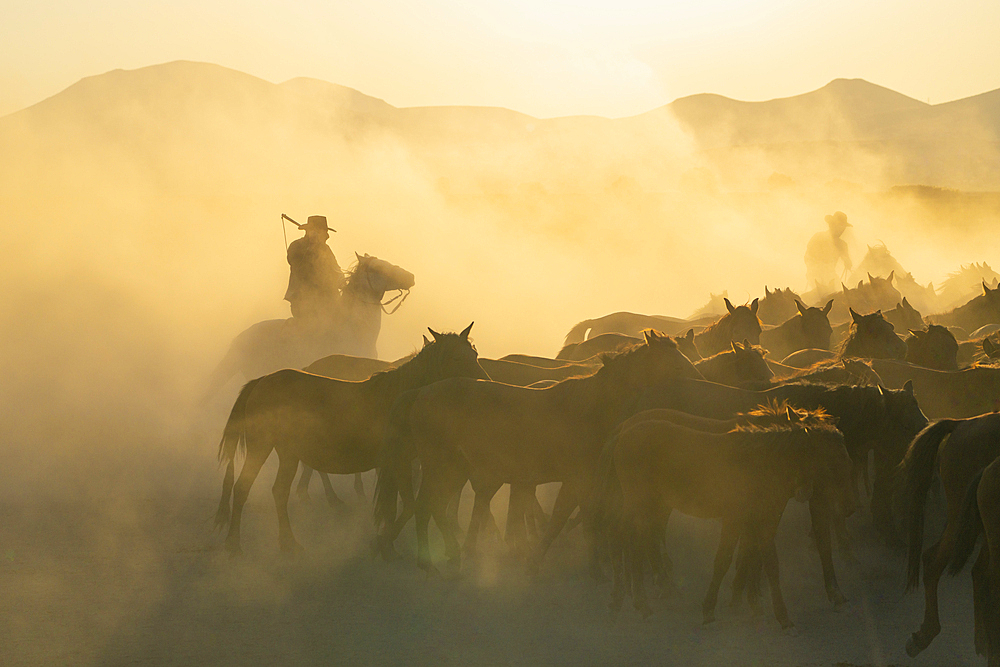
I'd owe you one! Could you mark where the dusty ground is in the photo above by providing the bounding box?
[0,452,982,667]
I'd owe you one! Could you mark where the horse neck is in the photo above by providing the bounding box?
[695,352,734,380]
[362,351,438,404]
[696,316,732,355]
[559,370,637,430]
[340,278,385,349]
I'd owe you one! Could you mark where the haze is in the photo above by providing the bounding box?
[3,1,999,118]
[2,4,1000,665]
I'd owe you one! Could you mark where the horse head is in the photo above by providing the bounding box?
[349,253,415,298]
[794,298,834,350]
[724,297,762,345]
[600,329,704,389]
[843,309,908,360]
[420,322,491,382]
[905,325,959,371]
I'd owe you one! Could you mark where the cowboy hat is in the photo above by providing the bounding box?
[303,215,336,232]
[824,211,851,228]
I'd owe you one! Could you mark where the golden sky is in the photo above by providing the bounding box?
[3,0,999,118]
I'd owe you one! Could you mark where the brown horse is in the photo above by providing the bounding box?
[214,324,488,555]
[373,330,704,574]
[562,312,695,345]
[757,287,803,326]
[900,412,1000,658]
[841,308,908,360]
[693,340,773,388]
[930,281,1000,334]
[828,273,902,325]
[557,332,641,361]
[759,299,834,360]
[885,297,925,334]
[868,359,1000,419]
[597,404,853,627]
[694,298,762,357]
[950,456,1000,666]
[905,325,959,371]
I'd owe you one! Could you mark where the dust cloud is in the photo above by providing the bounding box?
[0,61,994,665]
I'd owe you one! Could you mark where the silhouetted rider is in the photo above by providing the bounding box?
[805,211,853,288]
[284,215,345,321]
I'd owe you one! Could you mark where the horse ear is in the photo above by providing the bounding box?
[868,272,874,283]
[356,252,363,262]
[875,309,882,317]
[887,271,894,283]
[903,379,914,394]
[908,329,920,337]
[984,338,996,355]
[731,340,740,353]
[750,298,759,315]
[902,297,910,308]
[841,282,849,293]
[984,281,993,295]
[427,327,442,341]
[724,297,736,315]
[743,338,751,348]
[765,286,771,296]
[822,299,834,315]
[685,328,694,342]
[850,308,861,323]
[795,299,807,315]
[422,335,431,347]
[460,322,474,340]
[876,384,885,396]
[857,280,864,289]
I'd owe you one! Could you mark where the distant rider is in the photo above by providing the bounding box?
[284,215,345,321]
[804,211,853,288]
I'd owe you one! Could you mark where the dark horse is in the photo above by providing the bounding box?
[759,299,834,361]
[900,412,1000,658]
[905,325,959,371]
[207,254,415,394]
[596,403,853,627]
[373,331,704,574]
[840,308,908,360]
[215,324,488,555]
[694,298,762,357]
[757,286,802,326]
[950,456,1000,666]
[930,281,1000,334]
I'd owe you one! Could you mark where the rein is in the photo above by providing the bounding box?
[345,265,411,315]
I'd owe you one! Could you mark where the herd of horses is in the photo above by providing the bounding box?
[211,251,1000,665]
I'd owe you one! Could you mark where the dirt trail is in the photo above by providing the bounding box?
[0,466,982,667]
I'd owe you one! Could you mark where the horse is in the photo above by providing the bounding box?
[840,308,908,360]
[676,328,702,361]
[949,456,1000,665]
[373,330,704,574]
[899,412,1000,658]
[884,297,925,334]
[693,341,773,388]
[759,299,834,360]
[868,359,1000,419]
[828,274,902,325]
[689,290,731,320]
[596,403,853,627]
[557,333,641,361]
[929,281,1000,334]
[206,254,415,394]
[214,324,488,555]
[757,287,803,326]
[694,298,762,357]
[937,263,1000,313]
[562,312,695,346]
[850,243,907,287]
[905,325,959,371]
[636,378,928,547]
[985,338,1000,361]
[782,358,884,388]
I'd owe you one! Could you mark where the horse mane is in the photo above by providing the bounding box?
[596,331,676,375]
[731,399,836,433]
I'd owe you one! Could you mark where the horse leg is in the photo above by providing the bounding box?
[414,465,437,572]
[703,519,740,624]
[973,544,990,656]
[435,467,469,573]
[759,522,793,629]
[652,508,676,598]
[273,452,303,553]
[225,445,271,556]
[907,531,955,656]
[529,481,581,574]
[354,472,366,500]
[629,518,652,618]
[319,472,345,508]
[609,531,626,618]
[810,492,847,607]
[465,479,501,559]
[505,484,529,558]
[295,465,313,503]
[988,536,1000,667]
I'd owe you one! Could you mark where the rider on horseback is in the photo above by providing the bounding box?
[284,215,345,323]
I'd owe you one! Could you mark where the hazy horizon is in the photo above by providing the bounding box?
[4,0,1000,118]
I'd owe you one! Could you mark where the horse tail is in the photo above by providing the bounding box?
[901,418,960,590]
[948,469,985,576]
[374,389,421,531]
[563,319,594,347]
[214,378,260,529]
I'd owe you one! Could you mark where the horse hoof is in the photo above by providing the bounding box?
[905,634,926,657]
